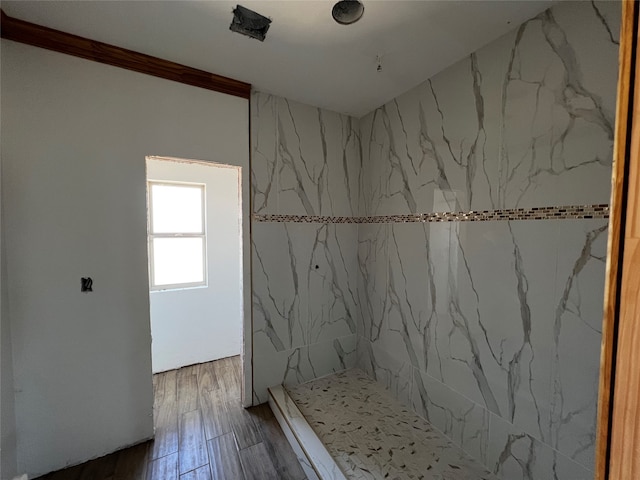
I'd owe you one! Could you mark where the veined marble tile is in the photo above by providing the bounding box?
[252,222,309,352]
[356,338,413,408]
[549,219,608,470]
[276,96,360,216]
[356,216,606,464]
[252,334,356,404]
[358,110,388,217]
[504,220,559,442]
[251,91,278,214]
[359,2,618,216]
[496,5,617,209]
[331,112,361,216]
[253,223,358,352]
[307,224,358,345]
[356,223,388,341]
[414,54,500,213]
[357,113,372,217]
[556,2,619,118]
[251,92,361,406]
[386,222,434,374]
[411,368,491,465]
[486,412,592,480]
[371,219,559,430]
[356,217,608,478]
[251,92,360,216]
[307,335,356,375]
[276,97,326,216]
[459,220,560,441]
[252,3,618,479]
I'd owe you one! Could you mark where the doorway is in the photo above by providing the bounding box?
[145,156,245,390]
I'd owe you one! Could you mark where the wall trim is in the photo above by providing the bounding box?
[0,9,251,99]
[253,204,610,224]
[596,2,639,479]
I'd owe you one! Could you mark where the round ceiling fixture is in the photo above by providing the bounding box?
[332,0,364,25]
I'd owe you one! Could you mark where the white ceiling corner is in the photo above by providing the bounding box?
[2,0,555,117]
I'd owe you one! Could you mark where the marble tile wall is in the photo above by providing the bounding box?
[250,2,619,478]
[252,92,361,217]
[356,2,619,480]
[251,93,361,403]
[359,2,619,216]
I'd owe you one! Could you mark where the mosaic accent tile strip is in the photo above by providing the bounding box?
[253,204,609,224]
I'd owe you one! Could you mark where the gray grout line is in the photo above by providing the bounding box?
[252,204,610,224]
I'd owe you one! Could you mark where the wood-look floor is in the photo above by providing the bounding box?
[37,356,307,480]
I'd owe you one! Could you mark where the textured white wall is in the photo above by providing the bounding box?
[0,40,249,478]
[1,139,18,480]
[147,159,242,373]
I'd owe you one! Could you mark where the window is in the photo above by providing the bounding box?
[148,181,206,290]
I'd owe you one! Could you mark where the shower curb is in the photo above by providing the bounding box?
[267,385,347,480]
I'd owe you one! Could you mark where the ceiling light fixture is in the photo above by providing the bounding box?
[332,0,364,25]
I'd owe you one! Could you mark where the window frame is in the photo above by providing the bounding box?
[147,180,207,291]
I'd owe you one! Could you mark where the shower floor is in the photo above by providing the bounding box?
[281,369,496,480]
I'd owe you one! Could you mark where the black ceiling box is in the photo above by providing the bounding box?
[230,5,272,42]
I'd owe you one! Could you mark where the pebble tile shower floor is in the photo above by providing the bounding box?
[287,369,497,480]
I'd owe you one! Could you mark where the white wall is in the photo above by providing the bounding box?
[147,159,242,373]
[0,40,249,478]
[1,132,18,480]
[1,251,18,480]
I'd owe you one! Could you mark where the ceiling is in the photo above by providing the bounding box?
[2,0,555,117]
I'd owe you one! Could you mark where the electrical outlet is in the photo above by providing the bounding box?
[81,277,93,292]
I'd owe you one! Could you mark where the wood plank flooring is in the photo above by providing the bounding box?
[36,356,307,480]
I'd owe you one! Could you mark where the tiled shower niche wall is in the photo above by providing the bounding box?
[250,1,620,478]
[357,1,619,479]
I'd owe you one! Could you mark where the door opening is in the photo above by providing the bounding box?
[145,156,244,397]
